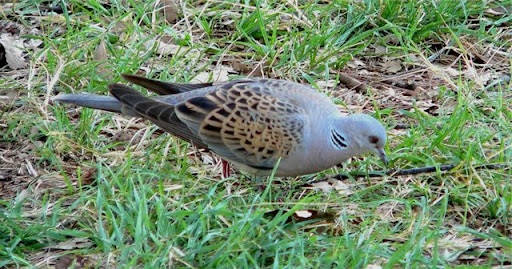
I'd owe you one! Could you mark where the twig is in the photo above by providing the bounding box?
[338,72,367,92]
[305,163,511,185]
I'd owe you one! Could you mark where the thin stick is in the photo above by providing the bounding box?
[338,72,367,93]
[308,163,511,183]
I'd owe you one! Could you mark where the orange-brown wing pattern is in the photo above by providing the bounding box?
[176,80,306,169]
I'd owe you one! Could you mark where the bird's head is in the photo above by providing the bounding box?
[332,113,388,164]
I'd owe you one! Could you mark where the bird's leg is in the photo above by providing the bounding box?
[221,159,231,178]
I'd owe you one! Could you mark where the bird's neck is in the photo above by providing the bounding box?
[305,116,361,170]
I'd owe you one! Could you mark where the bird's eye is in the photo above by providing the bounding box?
[369,136,379,144]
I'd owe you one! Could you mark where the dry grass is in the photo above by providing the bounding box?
[1,0,511,267]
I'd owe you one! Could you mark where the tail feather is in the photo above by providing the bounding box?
[53,93,122,113]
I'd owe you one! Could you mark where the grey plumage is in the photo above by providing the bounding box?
[53,75,388,176]
[54,93,122,113]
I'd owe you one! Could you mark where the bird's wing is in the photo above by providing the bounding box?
[109,83,209,149]
[122,74,213,95]
[175,80,307,170]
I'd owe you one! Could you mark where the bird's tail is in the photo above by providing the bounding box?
[53,93,122,113]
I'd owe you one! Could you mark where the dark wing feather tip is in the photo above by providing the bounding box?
[122,73,214,95]
[186,97,218,112]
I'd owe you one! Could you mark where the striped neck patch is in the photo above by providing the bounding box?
[331,129,347,149]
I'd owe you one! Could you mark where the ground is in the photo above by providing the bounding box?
[1,0,511,268]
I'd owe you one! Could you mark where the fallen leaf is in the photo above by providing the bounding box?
[316,79,337,90]
[46,238,94,250]
[309,181,332,193]
[80,167,97,185]
[346,58,365,68]
[200,153,214,165]
[112,14,131,35]
[376,202,403,221]
[212,65,234,81]
[192,65,234,83]
[433,64,461,77]
[54,255,74,269]
[93,39,108,61]
[277,14,294,31]
[161,0,179,23]
[145,38,180,56]
[374,45,386,54]
[463,67,492,87]
[0,91,17,105]
[309,179,353,195]
[295,210,313,218]
[0,34,27,69]
[232,59,252,74]
[381,60,402,74]
[331,180,353,195]
[192,72,211,83]
[41,13,67,25]
[53,255,92,269]
[205,10,241,26]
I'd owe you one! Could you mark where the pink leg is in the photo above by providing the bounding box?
[221,159,231,178]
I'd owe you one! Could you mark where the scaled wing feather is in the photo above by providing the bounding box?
[175,80,306,169]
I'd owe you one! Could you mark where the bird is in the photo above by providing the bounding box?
[53,74,388,177]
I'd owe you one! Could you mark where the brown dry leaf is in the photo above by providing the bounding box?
[0,91,17,105]
[80,167,97,185]
[112,14,132,35]
[231,59,262,76]
[309,179,353,195]
[53,254,94,269]
[381,60,402,74]
[93,39,108,61]
[0,34,27,69]
[374,45,387,54]
[192,72,212,83]
[346,58,365,69]
[35,173,65,189]
[40,13,67,25]
[376,202,402,221]
[316,79,337,90]
[192,65,234,83]
[145,38,180,56]
[212,65,235,81]
[309,181,332,193]
[463,67,492,87]
[330,180,353,195]
[429,234,495,262]
[433,64,461,77]
[144,37,199,58]
[161,0,179,23]
[205,10,241,24]
[277,14,294,31]
[54,255,75,269]
[46,238,94,250]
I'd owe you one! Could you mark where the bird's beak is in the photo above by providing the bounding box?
[377,148,388,165]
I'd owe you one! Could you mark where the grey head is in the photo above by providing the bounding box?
[331,113,388,164]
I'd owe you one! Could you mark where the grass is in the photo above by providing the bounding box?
[1,0,511,267]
